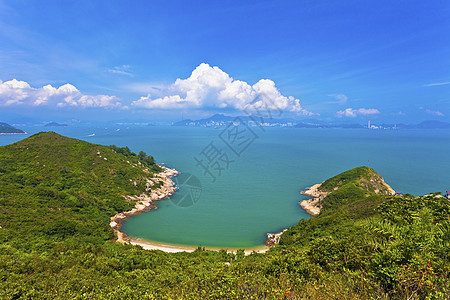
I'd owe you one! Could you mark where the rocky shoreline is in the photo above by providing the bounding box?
[264,183,329,245]
[110,166,180,244]
[299,183,328,216]
[265,229,288,247]
[299,174,396,216]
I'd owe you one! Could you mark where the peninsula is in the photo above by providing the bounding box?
[299,167,395,216]
[0,122,26,134]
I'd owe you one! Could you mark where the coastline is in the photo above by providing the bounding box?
[299,183,327,216]
[267,184,329,244]
[110,166,180,245]
[129,238,269,255]
[265,229,288,247]
[299,175,396,217]
[110,165,270,254]
[382,181,396,195]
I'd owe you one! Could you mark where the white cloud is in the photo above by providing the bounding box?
[328,94,348,105]
[0,79,31,105]
[108,65,134,77]
[424,81,450,87]
[337,108,380,117]
[425,109,444,117]
[132,63,314,115]
[0,79,120,108]
[392,111,406,116]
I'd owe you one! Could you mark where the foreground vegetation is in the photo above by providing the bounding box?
[0,133,448,299]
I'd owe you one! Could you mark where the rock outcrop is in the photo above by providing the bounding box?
[299,183,328,216]
[265,229,288,247]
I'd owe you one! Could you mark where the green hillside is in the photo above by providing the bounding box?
[0,132,162,246]
[317,166,394,211]
[0,133,448,299]
[282,167,395,246]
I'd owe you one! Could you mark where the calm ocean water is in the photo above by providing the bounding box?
[2,125,450,248]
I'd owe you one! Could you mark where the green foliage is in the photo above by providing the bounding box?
[318,166,394,212]
[281,193,450,298]
[109,145,158,169]
[319,166,376,191]
[0,134,448,299]
[0,132,162,247]
[138,150,156,166]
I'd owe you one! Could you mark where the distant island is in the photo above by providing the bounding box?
[172,114,450,130]
[0,122,26,134]
[45,121,68,127]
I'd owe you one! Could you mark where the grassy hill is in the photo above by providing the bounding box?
[0,133,448,299]
[283,167,396,247]
[317,166,394,212]
[0,132,162,246]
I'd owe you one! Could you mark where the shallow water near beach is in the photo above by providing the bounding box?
[2,126,450,248]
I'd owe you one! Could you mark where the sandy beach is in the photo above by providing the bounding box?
[130,239,269,255]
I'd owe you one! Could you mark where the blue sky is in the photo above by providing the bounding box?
[0,0,449,124]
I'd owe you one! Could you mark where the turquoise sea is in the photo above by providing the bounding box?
[2,125,450,248]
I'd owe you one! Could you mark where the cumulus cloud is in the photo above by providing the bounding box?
[132,63,314,115]
[0,79,120,108]
[337,108,380,117]
[425,109,444,117]
[0,79,31,105]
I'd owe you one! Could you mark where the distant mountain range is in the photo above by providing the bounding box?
[0,122,26,134]
[414,120,450,129]
[45,122,68,127]
[172,114,296,127]
[172,114,450,130]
